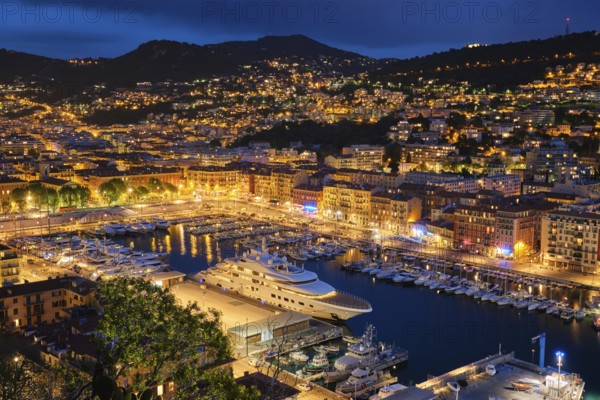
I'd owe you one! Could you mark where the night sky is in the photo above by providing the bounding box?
[1,0,598,59]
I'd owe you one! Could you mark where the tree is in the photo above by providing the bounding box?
[162,183,178,199]
[0,354,46,400]
[75,186,91,208]
[59,186,78,207]
[0,198,11,219]
[196,369,259,400]
[99,182,119,206]
[96,277,238,398]
[46,188,59,213]
[134,186,150,201]
[107,179,126,196]
[9,187,28,214]
[147,178,164,195]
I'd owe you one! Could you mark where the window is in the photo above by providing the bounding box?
[13,308,18,316]
[12,298,17,304]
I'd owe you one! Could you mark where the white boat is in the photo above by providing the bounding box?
[290,351,309,363]
[314,344,339,354]
[496,296,511,307]
[305,353,329,372]
[107,223,126,235]
[125,224,142,234]
[199,240,371,320]
[486,364,497,376]
[99,225,116,236]
[335,368,378,394]
[369,383,407,399]
[154,219,171,229]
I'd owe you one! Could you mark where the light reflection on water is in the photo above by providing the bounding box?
[118,226,600,398]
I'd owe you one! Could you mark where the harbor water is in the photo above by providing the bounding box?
[117,225,600,398]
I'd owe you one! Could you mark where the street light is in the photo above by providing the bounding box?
[556,351,564,398]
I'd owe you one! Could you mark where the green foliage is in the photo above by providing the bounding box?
[99,179,126,205]
[195,368,260,400]
[96,277,232,395]
[76,186,92,208]
[59,186,79,207]
[230,116,398,151]
[0,354,46,400]
[9,187,28,212]
[82,102,174,126]
[0,198,11,216]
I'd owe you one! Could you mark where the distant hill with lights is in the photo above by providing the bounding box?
[0,31,599,93]
[370,31,600,88]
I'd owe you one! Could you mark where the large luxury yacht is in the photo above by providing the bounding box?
[198,241,372,320]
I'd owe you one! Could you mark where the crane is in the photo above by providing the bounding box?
[531,332,546,368]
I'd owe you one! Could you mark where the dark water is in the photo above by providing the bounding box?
[118,227,600,399]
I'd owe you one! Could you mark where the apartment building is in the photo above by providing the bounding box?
[404,172,480,193]
[250,168,308,204]
[322,181,379,227]
[0,176,28,201]
[453,205,497,254]
[341,145,385,171]
[292,185,323,210]
[370,193,422,234]
[541,210,600,273]
[332,169,402,192]
[481,174,522,196]
[0,244,21,285]
[525,147,583,183]
[400,144,457,165]
[187,165,240,195]
[75,167,182,191]
[0,276,96,332]
[453,202,557,257]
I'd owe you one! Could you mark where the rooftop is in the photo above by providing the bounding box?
[0,276,95,298]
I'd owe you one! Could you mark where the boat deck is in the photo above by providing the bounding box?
[320,290,372,310]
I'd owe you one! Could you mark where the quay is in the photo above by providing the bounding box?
[416,352,585,400]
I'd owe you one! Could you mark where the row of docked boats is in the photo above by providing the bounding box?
[238,231,318,249]
[54,237,169,279]
[95,219,170,236]
[343,256,596,323]
[276,241,349,261]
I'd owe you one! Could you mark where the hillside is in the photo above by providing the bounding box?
[371,31,600,87]
[0,35,369,86]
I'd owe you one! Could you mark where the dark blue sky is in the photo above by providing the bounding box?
[1,0,598,59]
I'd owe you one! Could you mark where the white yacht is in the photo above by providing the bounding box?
[199,241,372,320]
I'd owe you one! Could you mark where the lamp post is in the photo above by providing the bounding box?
[556,351,564,399]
